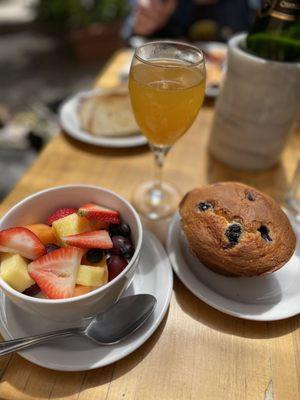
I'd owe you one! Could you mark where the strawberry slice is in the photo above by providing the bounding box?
[47,208,77,226]
[0,227,45,260]
[28,247,83,299]
[62,230,113,249]
[78,203,120,224]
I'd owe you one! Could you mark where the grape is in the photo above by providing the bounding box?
[45,244,60,254]
[23,283,41,297]
[107,255,127,281]
[86,249,103,263]
[109,223,131,237]
[111,236,134,259]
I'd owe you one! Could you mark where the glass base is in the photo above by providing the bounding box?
[132,181,181,220]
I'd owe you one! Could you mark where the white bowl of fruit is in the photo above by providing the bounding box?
[0,185,143,322]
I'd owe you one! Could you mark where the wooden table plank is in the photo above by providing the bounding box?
[0,50,299,400]
[95,48,133,88]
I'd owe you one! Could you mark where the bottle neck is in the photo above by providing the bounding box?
[261,0,300,21]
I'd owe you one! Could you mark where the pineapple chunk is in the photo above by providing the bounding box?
[52,213,92,244]
[76,259,108,287]
[0,253,35,292]
[1,253,13,262]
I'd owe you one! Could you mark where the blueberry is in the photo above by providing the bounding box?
[45,244,60,254]
[23,283,41,297]
[225,223,242,246]
[258,225,272,242]
[109,223,131,237]
[86,249,103,263]
[246,192,255,201]
[107,255,128,281]
[118,223,131,237]
[111,236,135,259]
[198,202,213,212]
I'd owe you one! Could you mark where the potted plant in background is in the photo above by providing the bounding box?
[35,0,130,63]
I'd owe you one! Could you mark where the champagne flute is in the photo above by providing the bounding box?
[129,41,206,220]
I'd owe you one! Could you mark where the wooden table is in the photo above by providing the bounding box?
[0,50,299,400]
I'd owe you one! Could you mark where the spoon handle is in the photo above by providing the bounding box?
[0,327,83,356]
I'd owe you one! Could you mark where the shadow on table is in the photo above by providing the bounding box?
[62,131,149,158]
[206,153,289,204]
[173,278,299,339]
[2,312,168,399]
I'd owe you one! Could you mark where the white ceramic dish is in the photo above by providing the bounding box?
[0,230,173,371]
[59,89,148,148]
[0,185,143,322]
[167,212,300,321]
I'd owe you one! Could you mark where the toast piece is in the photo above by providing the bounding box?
[79,96,97,132]
[79,90,139,137]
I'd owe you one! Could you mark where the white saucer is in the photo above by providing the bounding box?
[167,212,300,321]
[59,89,148,148]
[0,231,173,371]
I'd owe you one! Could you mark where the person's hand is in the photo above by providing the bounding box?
[133,0,178,36]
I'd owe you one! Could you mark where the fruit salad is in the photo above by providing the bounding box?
[0,203,135,299]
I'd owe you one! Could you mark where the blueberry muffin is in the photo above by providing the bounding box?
[179,182,296,277]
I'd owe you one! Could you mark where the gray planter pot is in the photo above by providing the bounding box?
[209,33,300,171]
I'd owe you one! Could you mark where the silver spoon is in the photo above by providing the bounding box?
[0,294,156,356]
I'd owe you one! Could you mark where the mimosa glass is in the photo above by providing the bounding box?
[129,41,206,220]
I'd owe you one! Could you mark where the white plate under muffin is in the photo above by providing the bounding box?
[59,89,147,148]
[167,212,300,321]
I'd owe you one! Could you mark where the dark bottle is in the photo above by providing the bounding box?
[246,0,300,62]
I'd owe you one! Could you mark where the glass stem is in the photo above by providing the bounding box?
[150,144,171,195]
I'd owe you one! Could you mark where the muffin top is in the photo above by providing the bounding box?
[179,182,296,276]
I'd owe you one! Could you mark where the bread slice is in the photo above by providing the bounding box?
[79,89,139,137]
[79,96,97,132]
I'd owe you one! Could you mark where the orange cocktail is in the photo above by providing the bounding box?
[129,60,205,146]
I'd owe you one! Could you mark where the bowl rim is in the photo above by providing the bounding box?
[0,184,143,304]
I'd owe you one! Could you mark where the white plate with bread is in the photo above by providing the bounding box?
[59,88,147,148]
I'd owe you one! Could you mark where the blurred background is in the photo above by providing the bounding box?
[0,0,260,200]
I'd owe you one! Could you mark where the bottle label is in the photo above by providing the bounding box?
[261,0,300,20]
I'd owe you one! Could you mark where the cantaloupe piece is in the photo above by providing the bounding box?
[25,224,57,245]
[74,285,93,297]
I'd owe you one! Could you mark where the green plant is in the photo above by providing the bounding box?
[35,0,131,31]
